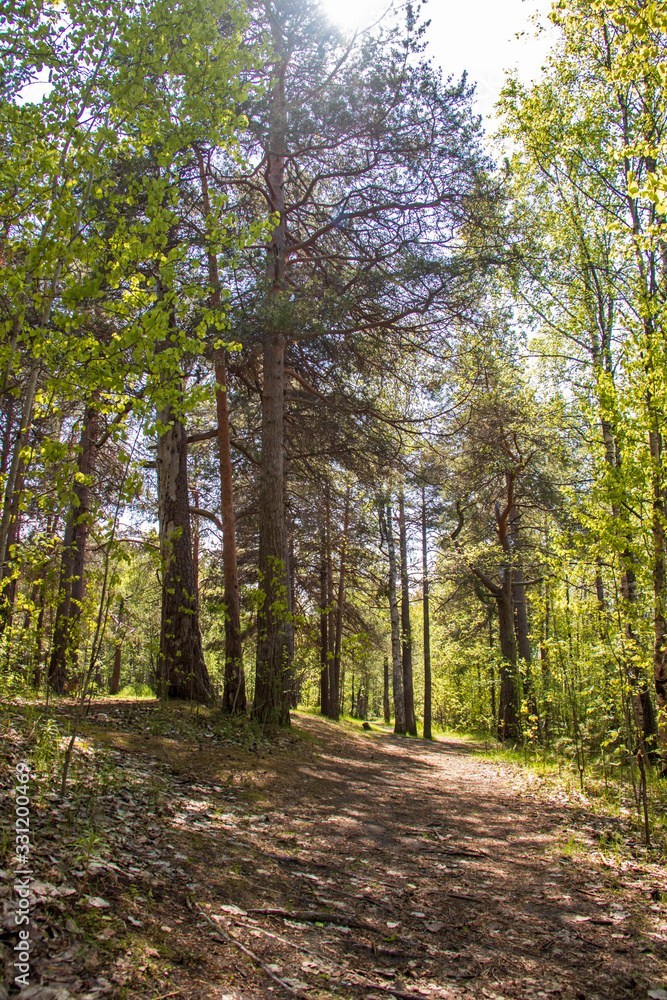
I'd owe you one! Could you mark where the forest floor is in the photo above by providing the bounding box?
[3,700,667,1000]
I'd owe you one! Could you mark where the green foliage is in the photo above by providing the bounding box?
[116,682,155,698]
[0,0,262,449]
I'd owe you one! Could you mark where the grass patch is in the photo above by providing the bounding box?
[114,683,156,698]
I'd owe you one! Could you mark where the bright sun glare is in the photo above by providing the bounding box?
[320,0,558,126]
[320,0,390,33]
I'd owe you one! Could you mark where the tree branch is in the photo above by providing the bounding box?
[190,507,224,533]
[471,566,502,598]
[187,428,218,444]
[186,426,260,466]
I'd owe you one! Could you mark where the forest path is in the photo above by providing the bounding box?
[247,713,665,1000]
[97,707,667,1000]
[13,702,667,1000]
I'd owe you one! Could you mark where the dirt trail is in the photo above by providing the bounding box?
[7,707,667,1000]
[123,712,667,1000]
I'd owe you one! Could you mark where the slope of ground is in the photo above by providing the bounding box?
[2,702,667,1000]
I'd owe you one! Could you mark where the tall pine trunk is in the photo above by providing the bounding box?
[254,327,289,723]
[196,148,246,715]
[381,504,404,734]
[398,491,417,735]
[319,531,329,715]
[156,398,211,702]
[285,532,296,707]
[216,360,246,714]
[329,488,350,722]
[383,655,390,724]
[254,53,290,726]
[326,490,335,711]
[421,486,432,740]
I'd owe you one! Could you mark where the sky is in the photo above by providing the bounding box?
[321,0,559,128]
[19,1,559,123]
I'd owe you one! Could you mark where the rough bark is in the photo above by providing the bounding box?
[253,49,290,726]
[326,490,335,708]
[216,360,246,715]
[329,488,350,722]
[196,148,246,716]
[381,504,405,734]
[319,532,329,715]
[285,532,296,707]
[157,399,211,702]
[421,487,432,740]
[191,497,200,593]
[398,491,417,736]
[254,327,290,723]
[383,655,390,724]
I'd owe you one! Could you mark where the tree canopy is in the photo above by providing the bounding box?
[2,0,667,805]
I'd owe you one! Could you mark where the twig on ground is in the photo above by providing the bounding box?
[432,848,488,858]
[347,941,429,960]
[344,973,435,1000]
[232,918,322,957]
[192,900,310,999]
[249,907,377,930]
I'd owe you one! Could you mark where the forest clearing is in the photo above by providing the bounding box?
[4,701,667,1000]
[4,0,667,996]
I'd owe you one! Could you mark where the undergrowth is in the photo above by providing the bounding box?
[474,738,667,859]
